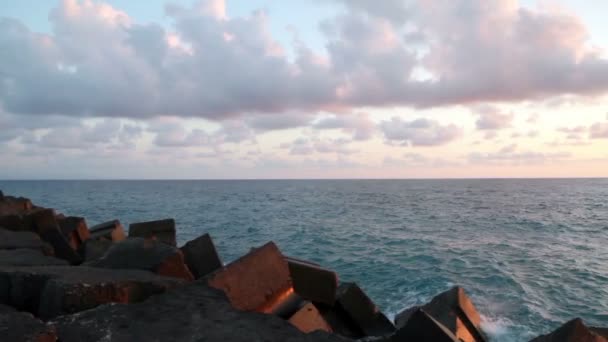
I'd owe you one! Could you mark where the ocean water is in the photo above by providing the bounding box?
[0,179,606,341]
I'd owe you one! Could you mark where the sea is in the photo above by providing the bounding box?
[0,179,606,341]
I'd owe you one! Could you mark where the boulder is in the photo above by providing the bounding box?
[0,196,33,215]
[57,216,90,250]
[0,190,3,199]
[0,228,54,255]
[0,304,57,342]
[0,214,27,231]
[395,286,486,342]
[0,265,185,319]
[388,309,459,342]
[0,249,68,267]
[87,238,194,281]
[78,239,113,262]
[530,318,607,342]
[289,302,334,334]
[26,210,82,264]
[180,233,223,279]
[207,241,292,312]
[287,256,338,305]
[334,282,395,337]
[89,220,126,242]
[128,218,176,246]
[51,281,348,342]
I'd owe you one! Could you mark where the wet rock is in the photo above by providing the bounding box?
[78,239,113,262]
[87,238,194,281]
[530,318,608,342]
[0,249,68,267]
[57,216,90,250]
[395,286,485,342]
[0,265,184,320]
[207,241,292,312]
[0,228,54,255]
[287,256,338,306]
[180,233,223,279]
[0,304,57,342]
[335,282,395,337]
[289,302,334,334]
[388,308,459,342]
[52,281,348,342]
[128,218,176,246]
[89,220,126,242]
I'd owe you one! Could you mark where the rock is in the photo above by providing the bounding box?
[28,209,59,234]
[180,233,223,279]
[0,228,54,255]
[51,281,348,342]
[0,304,57,342]
[289,302,334,334]
[57,216,90,250]
[0,265,185,319]
[79,239,113,262]
[39,229,82,265]
[0,214,27,231]
[335,282,395,337]
[287,256,338,305]
[128,218,176,246]
[388,309,459,342]
[394,286,486,342]
[0,190,3,199]
[87,238,194,281]
[0,249,68,267]
[89,220,126,242]
[530,318,608,342]
[207,241,292,312]
[0,196,33,215]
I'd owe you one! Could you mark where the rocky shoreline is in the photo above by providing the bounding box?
[0,190,605,341]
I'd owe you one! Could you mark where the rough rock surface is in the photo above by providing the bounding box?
[0,265,184,319]
[128,218,176,246]
[78,238,113,262]
[57,216,90,250]
[0,249,68,267]
[530,318,607,342]
[87,238,194,281]
[52,281,349,342]
[288,257,338,306]
[0,304,57,342]
[89,220,126,242]
[180,233,223,279]
[0,228,54,255]
[387,309,459,342]
[335,282,395,337]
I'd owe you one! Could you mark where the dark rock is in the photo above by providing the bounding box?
[39,229,82,265]
[79,239,113,262]
[388,309,459,342]
[89,220,126,242]
[0,196,33,215]
[0,228,54,255]
[591,327,608,339]
[395,286,486,342]
[28,209,59,234]
[87,238,194,281]
[128,218,176,246]
[0,265,184,320]
[0,304,57,342]
[180,233,222,279]
[287,256,338,305]
[289,302,334,334]
[207,241,292,312]
[335,282,395,337]
[0,214,27,231]
[530,318,607,342]
[57,216,90,250]
[51,281,348,342]
[0,190,3,199]
[0,249,68,267]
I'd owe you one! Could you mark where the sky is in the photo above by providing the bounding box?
[0,0,607,179]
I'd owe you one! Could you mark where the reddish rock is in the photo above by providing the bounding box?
[0,196,33,215]
[129,218,176,246]
[39,229,82,265]
[389,309,459,342]
[530,318,607,342]
[335,282,395,337]
[287,256,338,305]
[395,286,486,342]
[88,238,193,281]
[289,302,334,334]
[0,304,57,342]
[180,233,223,279]
[207,242,292,312]
[89,220,126,242]
[57,216,90,250]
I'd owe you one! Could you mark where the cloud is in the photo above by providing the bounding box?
[380,117,462,146]
[279,137,356,156]
[590,122,608,139]
[246,113,314,132]
[472,105,514,130]
[312,113,376,140]
[469,147,571,165]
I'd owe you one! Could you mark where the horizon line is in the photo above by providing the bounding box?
[0,177,607,181]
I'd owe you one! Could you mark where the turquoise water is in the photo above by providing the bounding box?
[0,179,606,341]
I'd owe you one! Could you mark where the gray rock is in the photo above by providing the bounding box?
[180,233,222,279]
[530,318,607,342]
[79,239,113,262]
[0,249,68,267]
[0,228,54,255]
[0,265,185,319]
[88,238,194,281]
[0,304,57,342]
[334,282,395,337]
[89,220,126,242]
[52,281,349,342]
[388,309,459,342]
[129,218,176,246]
[57,216,90,250]
[287,256,337,306]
